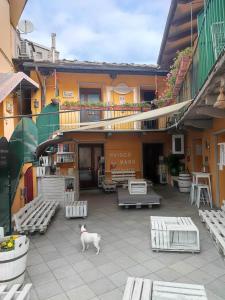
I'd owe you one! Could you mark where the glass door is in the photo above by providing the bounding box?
[80,88,101,123]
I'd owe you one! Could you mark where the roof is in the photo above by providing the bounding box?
[9,0,28,28]
[157,0,204,68]
[0,72,39,103]
[21,60,168,76]
[25,39,60,54]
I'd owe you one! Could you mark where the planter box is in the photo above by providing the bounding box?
[173,56,191,96]
[0,235,29,287]
[60,105,151,112]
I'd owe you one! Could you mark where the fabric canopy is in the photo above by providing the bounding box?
[62,100,192,132]
[0,72,39,103]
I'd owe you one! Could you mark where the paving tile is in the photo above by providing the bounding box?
[186,269,215,285]
[200,262,225,278]
[89,278,115,296]
[73,260,95,273]
[170,261,197,275]
[47,257,69,270]
[30,271,56,287]
[80,268,104,283]
[27,262,50,276]
[99,288,123,300]
[126,264,150,277]
[52,265,77,280]
[155,267,181,281]
[207,279,225,299]
[58,274,84,291]
[98,262,122,276]
[35,280,63,300]
[66,284,96,300]
[41,250,62,262]
[109,270,129,287]
[114,255,137,269]
[141,258,165,273]
[46,293,69,300]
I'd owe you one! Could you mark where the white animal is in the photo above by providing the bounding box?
[80,224,101,255]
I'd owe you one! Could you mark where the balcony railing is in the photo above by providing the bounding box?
[59,107,164,131]
[178,0,225,102]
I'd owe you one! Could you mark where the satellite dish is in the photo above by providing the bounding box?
[18,20,34,34]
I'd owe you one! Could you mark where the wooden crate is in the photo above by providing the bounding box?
[0,284,32,299]
[65,201,88,218]
[150,216,200,252]
[199,202,225,257]
[128,179,147,195]
[122,277,207,300]
[111,170,136,184]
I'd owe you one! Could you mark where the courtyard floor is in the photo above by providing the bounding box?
[26,186,225,300]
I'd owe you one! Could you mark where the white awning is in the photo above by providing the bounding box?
[62,100,192,132]
[0,72,39,103]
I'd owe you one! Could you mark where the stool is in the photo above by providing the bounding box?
[190,183,197,205]
[196,184,212,208]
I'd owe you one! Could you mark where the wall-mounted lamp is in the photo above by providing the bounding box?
[34,99,39,108]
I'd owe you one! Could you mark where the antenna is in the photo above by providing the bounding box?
[18,20,34,34]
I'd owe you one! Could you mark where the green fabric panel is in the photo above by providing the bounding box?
[36,103,59,144]
[9,118,38,211]
[0,137,10,233]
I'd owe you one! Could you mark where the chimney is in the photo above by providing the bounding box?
[51,33,56,63]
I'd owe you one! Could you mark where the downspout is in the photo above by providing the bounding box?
[35,66,46,108]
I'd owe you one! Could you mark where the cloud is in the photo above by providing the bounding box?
[21,0,171,64]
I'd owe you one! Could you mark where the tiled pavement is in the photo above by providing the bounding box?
[25,186,225,300]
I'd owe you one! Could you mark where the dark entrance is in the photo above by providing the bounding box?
[79,144,104,188]
[143,143,163,183]
[24,166,33,204]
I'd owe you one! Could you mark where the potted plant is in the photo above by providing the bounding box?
[165,154,181,176]
[0,233,29,287]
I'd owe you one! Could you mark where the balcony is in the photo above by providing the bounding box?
[59,104,166,131]
[178,0,225,103]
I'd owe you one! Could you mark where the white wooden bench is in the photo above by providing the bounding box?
[199,201,225,256]
[122,277,207,300]
[13,195,59,234]
[150,216,200,253]
[0,284,32,300]
[111,170,136,185]
[65,201,88,218]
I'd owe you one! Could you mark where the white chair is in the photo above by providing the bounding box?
[196,184,212,208]
[190,183,197,204]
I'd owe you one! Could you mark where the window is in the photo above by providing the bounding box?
[36,51,43,60]
[172,135,184,154]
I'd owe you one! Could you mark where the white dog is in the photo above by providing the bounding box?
[80,224,101,255]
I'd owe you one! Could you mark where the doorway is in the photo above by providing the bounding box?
[24,166,33,204]
[143,143,163,183]
[79,144,104,188]
[80,88,102,123]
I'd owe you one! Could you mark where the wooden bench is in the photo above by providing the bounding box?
[150,216,200,253]
[199,201,225,256]
[111,170,136,185]
[65,201,88,218]
[0,284,32,300]
[122,277,207,300]
[13,195,59,234]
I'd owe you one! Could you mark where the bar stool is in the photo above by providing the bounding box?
[196,184,212,208]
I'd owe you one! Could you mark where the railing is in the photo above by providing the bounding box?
[59,108,163,131]
[178,0,225,102]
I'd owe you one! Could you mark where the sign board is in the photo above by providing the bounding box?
[63,91,74,98]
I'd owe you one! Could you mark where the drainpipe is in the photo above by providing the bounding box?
[51,33,56,63]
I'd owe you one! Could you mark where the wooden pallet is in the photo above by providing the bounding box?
[199,205,225,256]
[122,277,207,300]
[150,216,200,253]
[152,281,207,300]
[13,195,59,234]
[65,201,88,218]
[0,284,32,300]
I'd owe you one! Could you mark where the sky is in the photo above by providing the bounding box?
[21,0,171,64]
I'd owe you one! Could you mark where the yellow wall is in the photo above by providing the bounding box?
[30,71,166,130]
[58,131,171,179]
[185,118,225,206]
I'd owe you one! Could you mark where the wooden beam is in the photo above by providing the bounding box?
[183,119,213,129]
[196,106,225,118]
[168,27,197,42]
[172,10,200,26]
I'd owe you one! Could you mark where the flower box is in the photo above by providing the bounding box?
[173,56,191,96]
[0,235,29,287]
[60,105,151,111]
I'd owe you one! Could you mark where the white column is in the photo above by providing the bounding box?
[106,87,112,129]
